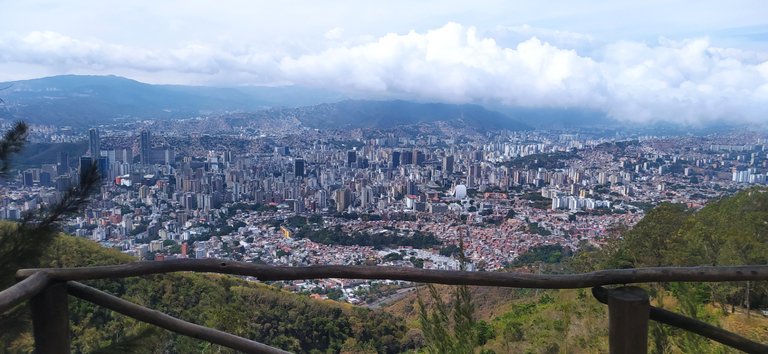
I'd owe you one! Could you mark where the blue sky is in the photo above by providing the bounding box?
[1,0,767,124]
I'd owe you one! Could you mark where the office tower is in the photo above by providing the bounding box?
[400,150,412,165]
[413,149,425,166]
[347,150,357,166]
[58,152,69,176]
[442,155,454,175]
[98,156,110,180]
[473,150,484,161]
[335,188,352,213]
[40,171,52,186]
[406,180,418,195]
[23,171,34,187]
[140,130,151,164]
[88,128,100,157]
[316,189,327,209]
[79,156,93,186]
[390,151,401,169]
[294,158,305,177]
[56,175,71,192]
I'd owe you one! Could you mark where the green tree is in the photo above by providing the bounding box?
[417,239,480,354]
[0,121,102,348]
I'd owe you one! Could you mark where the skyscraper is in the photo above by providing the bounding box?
[140,130,151,164]
[294,158,305,177]
[335,188,352,213]
[88,128,100,157]
[442,155,454,175]
[390,151,401,169]
[413,149,425,166]
[79,156,93,186]
[400,150,412,165]
[57,152,69,176]
[98,156,110,180]
[347,150,357,166]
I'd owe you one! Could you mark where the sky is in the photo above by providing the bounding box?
[1,0,767,124]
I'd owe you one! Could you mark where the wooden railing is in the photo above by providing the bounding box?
[2,259,768,354]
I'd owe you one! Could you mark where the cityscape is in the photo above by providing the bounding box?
[2,2,768,352]
[5,118,766,303]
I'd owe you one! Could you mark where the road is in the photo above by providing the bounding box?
[364,286,419,309]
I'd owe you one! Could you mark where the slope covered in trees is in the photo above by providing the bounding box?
[385,187,768,353]
[6,235,411,353]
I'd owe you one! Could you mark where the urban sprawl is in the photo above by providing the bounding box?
[5,121,766,303]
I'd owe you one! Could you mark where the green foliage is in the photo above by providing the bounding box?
[295,227,441,249]
[487,289,607,354]
[384,252,404,261]
[417,284,477,354]
[40,235,411,354]
[512,245,572,266]
[0,122,29,175]
[526,222,552,236]
[0,140,100,288]
[439,244,461,257]
[591,187,768,351]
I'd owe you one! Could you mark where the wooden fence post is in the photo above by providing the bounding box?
[607,286,649,354]
[30,281,70,354]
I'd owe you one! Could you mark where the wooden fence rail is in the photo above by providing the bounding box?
[0,271,50,313]
[15,259,768,288]
[592,286,768,354]
[3,260,768,354]
[67,281,288,354]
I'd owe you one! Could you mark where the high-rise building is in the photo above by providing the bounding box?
[40,171,52,186]
[57,152,69,176]
[413,150,425,166]
[335,188,352,213]
[347,150,357,166]
[316,190,328,209]
[294,158,305,177]
[56,175,71,192]
[140,130,151,164]
[390,151,401,169]
[400,150,413,165]
[88,128,100,157]
[98,156,110,180]
[406,180,418,195]
[23,171,34,187]
[442,155,454,175]
[79,156,93,187]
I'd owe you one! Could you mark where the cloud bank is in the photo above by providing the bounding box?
[1,23,767,125]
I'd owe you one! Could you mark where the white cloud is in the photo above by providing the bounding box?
[0,31,283,84]
[280,23,768,125]
[0,23,767,125]
[324,27,344,41]
[486,24,597,51]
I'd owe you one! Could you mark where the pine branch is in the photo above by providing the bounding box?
[0,161,100,287]
[0,121,28,176]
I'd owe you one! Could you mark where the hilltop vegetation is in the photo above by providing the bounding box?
[385,187,768,353]
[3,180,768,353]
[6,235,411,353]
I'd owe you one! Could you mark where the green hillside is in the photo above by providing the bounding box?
[4,188,768,353]
[5,235,410,353]
[384,187,768,353]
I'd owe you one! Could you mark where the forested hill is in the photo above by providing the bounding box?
[384,187,768,353]
[5,235,411,353]
[602,186,768,270]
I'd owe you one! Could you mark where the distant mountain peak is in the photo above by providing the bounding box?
[288,99,531,131]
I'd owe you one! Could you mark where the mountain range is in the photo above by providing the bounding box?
[0,75,345,126]
[0,75,571,130]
